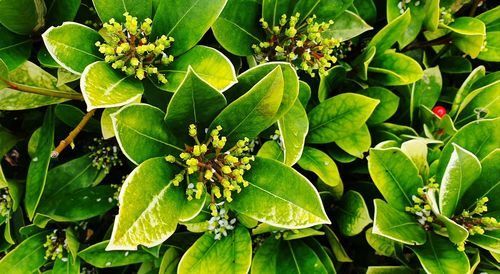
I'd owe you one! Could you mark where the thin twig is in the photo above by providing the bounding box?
[469,0,483,17]
[51,109,97,158]
[1,79,84,101]
[402,35,453,52]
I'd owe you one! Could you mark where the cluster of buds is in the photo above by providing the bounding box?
[43,229,68,261]
[95,13,174,84]
[397,0,421,14]
[88,138,123,174]
[405,180,439,228]
[439,7,454,25]
[253,13,341,77]
[165,124,255,206]
[83,7,101,29]
[455,197,500,237]
[207,204,237,240]
[0,187,12,217]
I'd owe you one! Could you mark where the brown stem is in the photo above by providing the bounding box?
[1,79,84,100]
[469,0,483,16]
[402,35,453,52]
[51,109,97,158]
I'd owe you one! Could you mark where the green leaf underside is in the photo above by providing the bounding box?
[108,158,204,250]
[81,61,144,110]
[335,190,372,236]
[229,157,330,229]
[278,100,308,166]
[298,146,341,188]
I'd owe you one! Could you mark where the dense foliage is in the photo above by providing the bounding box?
[0,0,499,273]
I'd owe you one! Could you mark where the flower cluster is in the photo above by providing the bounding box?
[0,187,12,217]
[207,204,237,240]
[95,13,174,83]
[43,229,68,261]
[455,197,500,236]
[439,7,454,25]
[405,180,439,228]
[253,13,341,77]
[397,0,421,15]
[165,125,255,205]
[88,138,123,174]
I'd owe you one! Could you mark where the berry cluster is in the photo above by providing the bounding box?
[88,138,123,174]
[253,13,341,77]
[207,204,237,240]
[43,229,68,261]
[95,13,174,83]
[165,125,255,206]
[0,187,12,217]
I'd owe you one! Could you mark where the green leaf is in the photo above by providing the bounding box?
[366,227,396,257]
[307,93,379,144]
[324,225,352,262]
[372,199,426,245]
[251,237,330,274]
[438,56,472,74]
[366,266,414,274]
[262,0,293,27]
[209,66,284,147]
[160,46,237,92]
[478,31,500,62]
[151,0,227,56]
[93,0,152,22]
[298,146,342,188]
[437,118,500,180]
[212,0,264,56]
[42,22,103,75]
[230,157,330,229]
[257,141,284,162]
[449,66,486,117]
[386,0,431,48]
[442,17,486,58]
[101,107,120,139]
[476,5,500,31]
[463,149,500,211]
[325,10,372,41]
[359,87,400,125]
[317,65,348,102]
[367,10,411,54]
[409,66,442,123]
[178,225,251,274]
[81,61,144,110]
[165,67,227,138]
[24,107,55,220]
[410,233,470,274]
[56,67,80,87]
[469,230,500,253]
[334,124,371,158]
[0,25,32,70]
[439,144,481,217]
[0,61,77,110]
[113,104,183,165]
[278,100,308,166]
[352,0,377,24]
[282,228,325,240]
[298,80,311,107]
[0,231,49,273]
[456,76,500,125]
[44,0,81,26]
[159,247,181,274]
[295,0,353,22]
[52,255,80,274]
[79,241,154,268]
[368,51,424,86]
[0,0,44,35]
[107,157,204,250]
[435,214,468,244]
[302,238,336,274]
[55,104,99,133]
[335,190,372,236]
[37,46,60,69]
[400,139,429,177]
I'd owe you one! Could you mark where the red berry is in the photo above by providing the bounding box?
[432,106,446,118]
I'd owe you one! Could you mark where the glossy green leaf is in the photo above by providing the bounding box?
[37,46,59,69]
[81,61,144,110]
[438,56,472,74]
[0,231,48,273]
[335,190,372,236]
[298,146,342,188]
[400,139,429,177]
[295,0,353,22]
[435,214,468,244]
[159,247,181,274]
[307,93,379,143]
[372,199,426,245]
[25,107,54,220]
[262,0,293,27]
[56,68,80,87]
[439,144,481,217]
[298,80,311,107]
[353,46,376,80]
[456,78,500,125]
[387,0,432,48]
[334,124,371,158]
[42,22,102,75]
[409,66,442,123]
[107,157,204,250]
[469,230,500,253]
[52,255,80,274]
[161,46,237,92]
[151,0,227,56]
[367,10,411,54]
[212,0,264,56]
[165,67,227,137]
[0,61,77,110]
[449,66,486,117]
[93,0,152,22]
[366,266,414,274]
[55,104,99,133]
[278,100,308,166]
[368,148,424,210]
[257,141,284,162]
[359,87,400,125]
[478,31,500,62]
[113,104,183,164]
[410,233,470,274]
[0,0,44,35]
[282,228,324,240]
[317,65,348,102]
[442,17,486,58]
[209,66,284,147]
[230,157,330,229]
[0,25,32,70]
[476,5,500,31]
[366,227,396,257]
[178,225,251,274]
[45,0,81,26]
[101,107,120,139]
[369,51,424,86]
[79,240,154,268]
[324,225,352,262]
[325,10,372,41]
[463,149,500,211]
